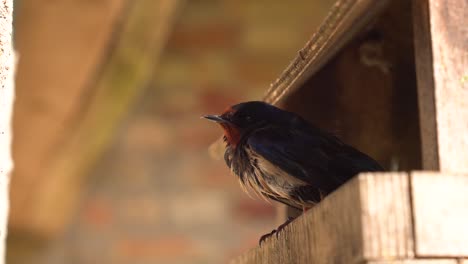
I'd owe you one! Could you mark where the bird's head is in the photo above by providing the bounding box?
[203,101,294,147]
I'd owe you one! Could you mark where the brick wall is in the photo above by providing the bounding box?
[35,1,333,263]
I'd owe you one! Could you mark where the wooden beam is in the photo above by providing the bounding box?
[413,0,468,171]
[231,172,468,263]
[262,0,389,105]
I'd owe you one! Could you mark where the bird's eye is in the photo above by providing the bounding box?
[245,115,252,122]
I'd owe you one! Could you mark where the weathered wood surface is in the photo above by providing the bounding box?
[232,0,468,262]
[231,172,468,264]
[411,172,468,257]
[413,0,468,171]
[232,173,412,264]
[263,0,389,105]
[282,0,421,171]
[0,0,14,262]
[10,0,180,237]
[276,0,421,221]
[360,173,413,259]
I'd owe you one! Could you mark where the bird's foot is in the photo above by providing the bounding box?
[275,216,295,235]
[258,217,295,245]
[258,229,276,245]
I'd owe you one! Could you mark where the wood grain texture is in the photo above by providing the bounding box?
[282,0,421,173]
[360,173,413,259]
[411,172,468,257]
[281,0,422,226]
[232,175,363,264]
[413,0,468,171]
[231,173,412,264]
[263,0,389,105]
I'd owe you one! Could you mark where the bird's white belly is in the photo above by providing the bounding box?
[245,148,308,200]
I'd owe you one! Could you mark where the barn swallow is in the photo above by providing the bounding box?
[203,101,383,241]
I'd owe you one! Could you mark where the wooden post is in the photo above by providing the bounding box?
[0,0,14,263]
[413,0,468,171]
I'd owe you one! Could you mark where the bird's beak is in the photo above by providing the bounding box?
[202,115,228,123]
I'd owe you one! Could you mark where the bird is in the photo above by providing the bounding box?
[203,101,383,239]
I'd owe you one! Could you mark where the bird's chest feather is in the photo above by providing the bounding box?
[224,144,307,200]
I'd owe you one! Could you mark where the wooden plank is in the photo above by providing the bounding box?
[231,173,412,264]
[411,172,468,257]
[360,173,413,259]
[413,0,468,171]
[263,0,389,105]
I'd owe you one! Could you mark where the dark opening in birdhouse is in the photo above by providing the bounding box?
[265,0,422,172]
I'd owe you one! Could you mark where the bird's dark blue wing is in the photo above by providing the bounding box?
[247,126,333,190]
[247,125,383,193]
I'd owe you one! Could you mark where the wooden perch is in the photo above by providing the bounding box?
[232,172,468,264]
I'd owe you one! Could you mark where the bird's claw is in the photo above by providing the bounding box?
[258,229,276,245]
[258,216,296,245]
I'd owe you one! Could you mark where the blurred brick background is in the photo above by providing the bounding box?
[10,1,333,263]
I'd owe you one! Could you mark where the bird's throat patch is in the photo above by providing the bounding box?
[221,123,241,147]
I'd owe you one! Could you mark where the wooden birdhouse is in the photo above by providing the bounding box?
[232,0,468,263]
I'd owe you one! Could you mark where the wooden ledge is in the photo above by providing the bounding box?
[231,172,468,264]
